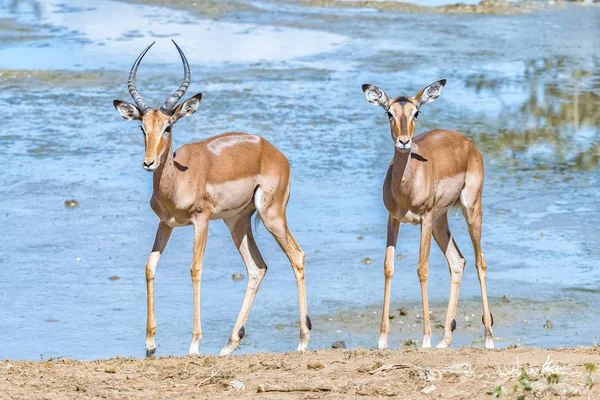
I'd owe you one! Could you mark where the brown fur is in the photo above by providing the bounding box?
[362,80,494,350]
[114,91,309,358]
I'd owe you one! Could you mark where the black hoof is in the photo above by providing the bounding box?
[306,315,312,331]
[238,325,246,340]
[451,319,457,332]
[146,348,156,358]
[482,313,494,326]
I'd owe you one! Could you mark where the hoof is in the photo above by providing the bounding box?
[482,313,494,326]
[306,315,312,331]
[451,319,457,332]
[145,347,156,358]
[220,340,237,356]
[421,336,432,348]
[238,325,245,340]
[220,346,234,356]
[297,343,308,352]
[435,339,451,349]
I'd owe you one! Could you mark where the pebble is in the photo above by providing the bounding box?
[501,295,510,303]
[361,257,372,264]
[543,319,554,329]
[227,380,245,391]
[357,235,364,240]
[422,384,437,394]
[396,254,405,259]
[275,324,284,330]
[331,341,346,349]
[307,362,325,370]
[397,307,408,316]
[109,276,120,281]
[64,199,79,208]
[231,273,244,282]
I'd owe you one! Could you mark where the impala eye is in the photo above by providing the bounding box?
[386,111,393,119]
[414,111,420,119]
[164,126,172,134]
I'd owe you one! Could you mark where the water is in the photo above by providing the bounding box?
[0,0,598,360]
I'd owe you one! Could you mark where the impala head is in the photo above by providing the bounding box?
[113,41,203,172]
[362,79,446,153]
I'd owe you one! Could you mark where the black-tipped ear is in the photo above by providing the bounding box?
[113,100,143,121]
[362,84,389,109]
[415,79,446,107]
[173,93,202,122]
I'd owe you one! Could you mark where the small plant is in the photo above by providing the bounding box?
[585,363,596,390]
[491,386,508,398]
[518,368,533,392]
[546,373,560,384]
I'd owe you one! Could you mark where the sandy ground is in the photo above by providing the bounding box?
[2,347,599,399]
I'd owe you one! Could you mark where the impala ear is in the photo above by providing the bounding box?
[362,84,389,109]
[113,100,142,121]
[414,79,446,108]
[173,93,202,122]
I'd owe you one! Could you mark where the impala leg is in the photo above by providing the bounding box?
[462,195,494,349]
[261,211,309,351]
[378,215,400,350]
[189,214,209,356]
[432,212,465,349]
[220,212,268,356]
[145,221,173,358]
[418,212,433,348]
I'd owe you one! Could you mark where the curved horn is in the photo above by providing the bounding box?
[128,42,155,114]
[160,40,190,115]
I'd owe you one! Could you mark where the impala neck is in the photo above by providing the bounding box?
[152,139,176,201]
[392,145,415,197]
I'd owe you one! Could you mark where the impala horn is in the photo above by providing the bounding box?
[128,42,155,114]
[160,40,191,115]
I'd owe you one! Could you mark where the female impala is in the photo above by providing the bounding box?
[362,80,494,350]
[113,41,310,357]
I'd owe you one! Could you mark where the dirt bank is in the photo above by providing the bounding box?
[2,347,598,399]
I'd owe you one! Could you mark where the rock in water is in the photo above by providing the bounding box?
[231,273,244,282]
[64,199,79,208]
[332,341,346,349]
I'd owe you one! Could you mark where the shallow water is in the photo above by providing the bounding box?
[0,0,598,360]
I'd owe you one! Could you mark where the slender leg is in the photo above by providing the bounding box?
[378,215,400,350]
[432,212,466,348]
[145,221,173,357]
[188,214,209,355]
[220,212,268,356]
[462,196,494,349]
[261,211,309,351]
[418,212,433,348]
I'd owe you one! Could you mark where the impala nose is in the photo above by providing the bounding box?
[396,139,411,151]
[143,160,156,171]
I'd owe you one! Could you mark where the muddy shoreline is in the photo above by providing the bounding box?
[2,348,599,399]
